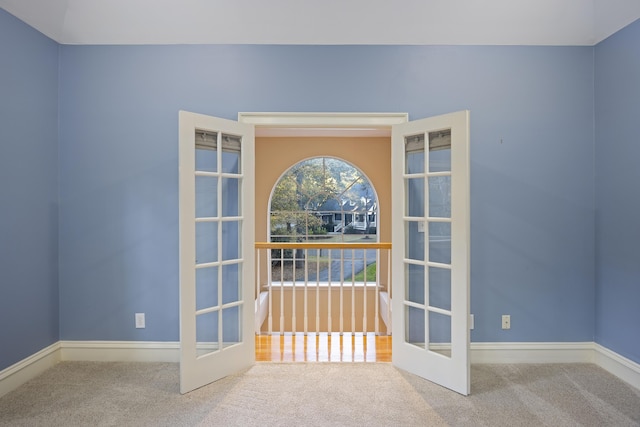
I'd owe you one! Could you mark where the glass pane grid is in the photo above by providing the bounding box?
[403,128,456,356]
[193,128,244,356]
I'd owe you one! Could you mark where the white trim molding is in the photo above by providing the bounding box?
[59,341,180,363]
[593,343,640,391]
[0,342,61,398]
[238,112,408,138]
[470,342,595,364]
[2,340,640,398]
[238,112,409,127]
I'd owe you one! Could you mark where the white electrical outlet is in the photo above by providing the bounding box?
[470,314,474,330]
[135,313,145,329]
[502,314,510,330]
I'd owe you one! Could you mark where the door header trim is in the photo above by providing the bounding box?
[238,112,409,137]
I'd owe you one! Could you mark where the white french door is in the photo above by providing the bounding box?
[179,111,255,394]
[391,111,470,395]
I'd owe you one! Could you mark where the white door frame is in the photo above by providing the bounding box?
[238,112,408,137]
[238,111,470,396]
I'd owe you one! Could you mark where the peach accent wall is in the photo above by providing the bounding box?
[255,136,391,244]
[262,288,390,334]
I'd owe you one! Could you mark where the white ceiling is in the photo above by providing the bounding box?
[1,0,639,46]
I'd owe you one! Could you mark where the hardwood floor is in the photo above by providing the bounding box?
[255,332,391,362]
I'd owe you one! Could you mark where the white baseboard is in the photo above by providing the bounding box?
[593,343,640,391]
[0,342,61,398]
[59,341,180,363]
[470,342,595,364]
[2,340,639,398]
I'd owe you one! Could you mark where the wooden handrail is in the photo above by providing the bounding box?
[255,242,391,250]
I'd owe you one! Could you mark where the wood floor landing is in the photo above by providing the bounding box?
[256,332,392,362]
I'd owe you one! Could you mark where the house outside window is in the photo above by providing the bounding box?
[269,157,378,282]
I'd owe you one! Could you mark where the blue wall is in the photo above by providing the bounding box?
[58,44,596,343]
[0,10,59,370]
[594,19,640,363]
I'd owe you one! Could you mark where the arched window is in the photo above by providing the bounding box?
[269,157,378,243]
[268,157,379,283]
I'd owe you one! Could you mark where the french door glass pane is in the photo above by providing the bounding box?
[222,178,240,217]
[428,267,451,311]
[196,266,219,311]
[195,176,218,218]
[221,221,240,261]
[429,222,451,265]
[196,311,219,357]
[428,176,451,218]
[221,134,241,174]
[405,134,425,174]
[222,263,241,304]
[195,146,217,173]
[406,178,424,217]
[222,306,241,348]
[428,311,452,358]
[405,306,425,348]
[405,263,425,305]
[196,222,218,264]
[405,221,425,261]
[428,130,451,173]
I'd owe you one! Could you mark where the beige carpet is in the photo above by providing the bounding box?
[1,362,639,426]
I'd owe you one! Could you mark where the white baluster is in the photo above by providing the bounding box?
[280,248,284,335]
[375,248,380,336]
[268,248,273,335]
[340,249,344,335]
[351,248,355,334]
[304,248,308,335]
[316,251,320,334]
[256,248,261,335]
[327,249,332,334]
[363,249,367,334]
[292,248,296,334]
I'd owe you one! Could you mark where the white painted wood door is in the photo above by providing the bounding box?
[391,111,470,395]
[179,111,255,394]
